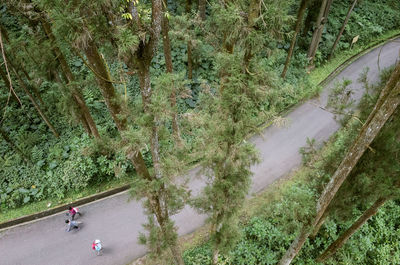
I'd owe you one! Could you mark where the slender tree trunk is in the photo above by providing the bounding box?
[310,208,329,238]
[307,0,333,65]
[41,18,100,138]
[170,245,185,265]
[84,41,127,132]
[328,0,357,60]
[212,248,219,265]
[281,0,309,79]
[243,0,260,72]
[0,64,20,104]
[5,52,46,109]
[135,1,184,262]
[302,0,320,37]
[187,40,193,79]
[137,61,163,180]
[0,127,30,162]
[317,197,388,262]
[278,228,310,265]
[161,3,182,143]
[19,68,44,106]
[186,0,193,13]
[83,39,156,187]
[1,20,45,106]
[198,0,206,20]
[50,68,90,137]
[8,66,59,137]
[279,62,400,265]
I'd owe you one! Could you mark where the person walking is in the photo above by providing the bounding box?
[65,219,81,232]
[92,239,103,255]
[67,206,81,220]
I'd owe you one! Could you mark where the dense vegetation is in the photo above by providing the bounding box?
[0,0,399,263]
[183,68,400,264]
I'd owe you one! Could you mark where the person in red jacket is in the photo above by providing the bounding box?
[92,239,103,255]
[67,206,81,220]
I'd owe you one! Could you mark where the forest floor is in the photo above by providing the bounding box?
[0,38,399,265]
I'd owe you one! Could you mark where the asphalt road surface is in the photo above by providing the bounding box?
[1,39,399,265]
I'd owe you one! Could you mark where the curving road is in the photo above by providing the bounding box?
[0,39,399,265]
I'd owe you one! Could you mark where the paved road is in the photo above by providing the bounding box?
[1,39,399,265]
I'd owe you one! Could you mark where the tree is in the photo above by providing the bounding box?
[2,1,99,138]
[40,16,100,138]
[161,0,182,144]
[307,0,333,65]
[198,0,206,20]
[278,61,400,265]
[302,0,320,37]
[328,0,358,60]
[317,197,388,262]
[192,1,289,263]
[0,56,59,138]
[281,0,309,79]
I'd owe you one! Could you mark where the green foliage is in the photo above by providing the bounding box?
[310,0,400,65]
[0,1,397,253]
[184,66,400,264]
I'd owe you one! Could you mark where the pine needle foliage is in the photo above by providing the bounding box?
[193,50,264,259]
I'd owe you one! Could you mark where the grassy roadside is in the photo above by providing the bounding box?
[2,29,399,226]
[0,175,133,223]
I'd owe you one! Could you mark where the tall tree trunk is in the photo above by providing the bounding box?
[5,52,46,109]
[41,18,100,138]
[187,40,193,79]
[278,227,310,265]
[310,208,329,238]
[212,248,220,265]
[135,0,184,262]
[243,0,260,72]
[281,0,309,79]
[302,0,320,37]
[0,64,20,104]
[19,67,44,106]
[328,0,357,60]
[0,127,30,162]
[84,41,127,132]
[279,61,400,265]
[8,66,59,137]
[317,197,388,262]
[50,68,90,137]
[161,2,182,143]
[198,0,206,20]
[1,17,44,106]
[83,39,156,193]
[307,0,333,65]
[186,0,193,13]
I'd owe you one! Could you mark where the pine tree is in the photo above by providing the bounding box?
[281,0,309,78]
[307,0,333,65]
[192,1,290,262]
[161,0,182,144]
